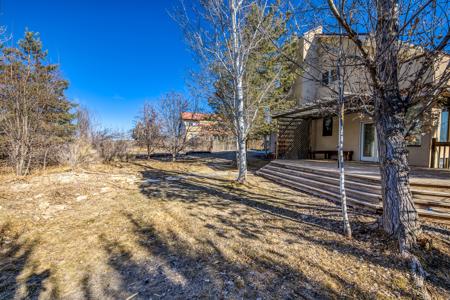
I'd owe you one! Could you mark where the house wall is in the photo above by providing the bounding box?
[311,113,364,161]
[284,27,448,166]
[407,134,432,167]
[297,29,447,107]
[310,113,435,167]
[297,27,323,105]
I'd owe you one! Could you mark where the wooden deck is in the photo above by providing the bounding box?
[279,160,450,186]
[257,159,450,223]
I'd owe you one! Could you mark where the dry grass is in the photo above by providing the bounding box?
[0,153,449,299]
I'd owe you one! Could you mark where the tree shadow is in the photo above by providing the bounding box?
[135,164,450,296]
[96,212,374,299]
[154,150,271,172]
[138,165,372,234]
[0,223,51,300]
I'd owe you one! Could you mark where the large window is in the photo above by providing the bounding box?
[440,109,449,142]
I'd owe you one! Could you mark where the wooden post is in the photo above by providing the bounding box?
[430,138,437,168]
[275,133,279,159]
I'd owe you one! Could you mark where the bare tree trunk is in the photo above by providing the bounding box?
[231,0,247,183]
[375,0,419,250]
[336,2,351,238]
[234,136,240,167]
[16,144,28,176]
[24,151,32,176]
[147,144,151,159]
[376,113,418,250]
[338,103,352,238]
[43,148,48,171]
[236,77,247,183]
[337,38,351,237]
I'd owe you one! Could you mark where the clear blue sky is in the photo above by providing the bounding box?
[1,0,194,130]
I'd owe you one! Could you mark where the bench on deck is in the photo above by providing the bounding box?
[310,150,354,161]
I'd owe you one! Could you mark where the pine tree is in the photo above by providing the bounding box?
[0,31,75,174]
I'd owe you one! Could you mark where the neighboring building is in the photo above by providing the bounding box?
[181,112,236,152]
[181,112,265,152]
[181,112,213,140]
[272,27,450,169]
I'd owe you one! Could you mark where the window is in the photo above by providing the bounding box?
[322,117,333,136]
[321,69,338,86]
[440,109,449,142]
[330,69,338,82]
[321,71,329,85]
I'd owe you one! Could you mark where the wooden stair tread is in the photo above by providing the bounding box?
[257,161,450,224]
[265,165,382,191]
[271,160,450,190]
[258,170,382,210]
[259,168,381,201]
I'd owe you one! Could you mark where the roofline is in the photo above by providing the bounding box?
[272,95,370,119]
[317,32,370,37]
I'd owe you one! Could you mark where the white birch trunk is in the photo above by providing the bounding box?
[231,0,247,183]
[338,102,351,238]
[237,80,247,182]
[336,6,351,238]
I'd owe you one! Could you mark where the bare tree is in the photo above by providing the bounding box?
[132,102,162,158]
[314,36,359,238]
[323,0,449,252]
[76,107,92,142]
[92,129,130,163]
[336,33,352,238]
[176,0,283,182]
[57,107,97,168]
[159,92,192,161]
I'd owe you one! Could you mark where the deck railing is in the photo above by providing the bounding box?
[430,138,450,169]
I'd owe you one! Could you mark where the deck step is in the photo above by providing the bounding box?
[264,165,382,194]
[257,169,382,210]
[270,161,381,185]
[257,161,450,224]
[259,168,381,203]
[269,161,450,192]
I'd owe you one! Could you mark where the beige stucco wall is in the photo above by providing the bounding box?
[407,134,432,167]
[286,27,446,166]
[296,29,447,107]
[311,113,363,161]
[310,113,434,167]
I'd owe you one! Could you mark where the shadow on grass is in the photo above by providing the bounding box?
[130,161,450,297]
[94,213,367,299]
[0,223,53,300]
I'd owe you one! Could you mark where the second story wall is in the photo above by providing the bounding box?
[293,27,448,108]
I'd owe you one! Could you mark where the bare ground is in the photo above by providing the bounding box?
[0,152,449,299]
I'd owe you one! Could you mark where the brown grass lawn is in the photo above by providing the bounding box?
[0,153,449,299]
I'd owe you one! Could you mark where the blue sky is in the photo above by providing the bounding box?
[1,0,194,130]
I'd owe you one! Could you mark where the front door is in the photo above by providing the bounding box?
[360,123,378,162]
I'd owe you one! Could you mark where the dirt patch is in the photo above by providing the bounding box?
[0,155,449,299]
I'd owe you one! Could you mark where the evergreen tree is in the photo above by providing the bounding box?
[0,31,75,174]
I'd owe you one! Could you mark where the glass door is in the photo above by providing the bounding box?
[360,123,378,162]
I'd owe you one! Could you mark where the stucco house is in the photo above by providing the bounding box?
[181,112,237,152]
[271,27,450,169]
[257,28,450,222]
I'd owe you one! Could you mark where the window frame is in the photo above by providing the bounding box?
[322,117,333,136]
[321,69,338,86]
[440,108,449,142]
